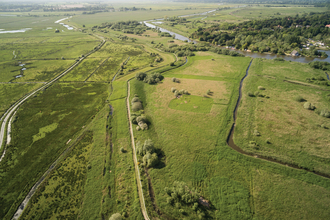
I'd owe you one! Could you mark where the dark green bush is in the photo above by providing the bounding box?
[294,95,305,102]
[135,72,147,81]
[132,102,143,111]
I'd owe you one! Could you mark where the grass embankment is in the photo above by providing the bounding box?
[130,52,330,220]
[235,58,330,175]
[0,83,108,219]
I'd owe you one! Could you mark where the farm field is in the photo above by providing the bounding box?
[235,58,330,175]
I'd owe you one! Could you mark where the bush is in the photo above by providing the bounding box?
[136,126,141,131]
[273,57,285,61]
[171,87,177,93]
[109,213,122,220]
[248,92,255,97]
[258,86,265,90]
[294,95,305,102]
[303,102,315,110]
[120,147,125,153]
[253,130,260,136]
[320,109,330,118]
[136,115,148,123]
[254,91,259,97]
[132,102,143,111]
[135,72,147,81]
[172,77,176,82]
[131,97,140,103]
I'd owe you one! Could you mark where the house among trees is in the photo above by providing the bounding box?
[291,50,299,56]
[326,24,330,28]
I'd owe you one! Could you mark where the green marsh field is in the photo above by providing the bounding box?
[0,2,330,220]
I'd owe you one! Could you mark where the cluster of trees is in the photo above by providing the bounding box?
[98,21,148,35]
[118,7,150,11]
[171,87,189,97]
[136,139,159,168]
[164,181,205,218]
[210,47,245,57]
[135,72,164,84]
[163,43,211,57]
[191,12,330,57]
[309,61,330,70]
[131,111,149,130]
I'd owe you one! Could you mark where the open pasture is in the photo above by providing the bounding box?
[60,58,104,82]
[129,51,330,219]
[165,52,251,79]
[0,60,74,83]
[0,83,108,219]
[0,83,40,117]
[235,58,330,175]
[71,8,216,28]
[21,131,94,220]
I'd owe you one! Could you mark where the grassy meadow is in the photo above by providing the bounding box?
[1,3,330,219]
[129,52,330,220]
[235,58,330,175]
[0,83,108,219]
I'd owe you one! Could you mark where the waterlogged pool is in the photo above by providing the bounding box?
[0,28,32,34]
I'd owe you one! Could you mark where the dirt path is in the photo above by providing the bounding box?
[126,81,151,220]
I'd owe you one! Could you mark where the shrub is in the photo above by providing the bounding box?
[184,90,189,95]
[258,86,265,90]
[131,97,140,103]
[174,91,179,97]
[248,92,255,97]
[131,115,137,124]
[320,109,330,118]
[254,91,259,97]
[109,213,122,220]
[135,72,147,81]
[143,152,158,168]
[136,115,147,123]
[120,147,125,153]
[274,57,285,61]
[171,87,177,93]
[132,102,143,111]
[303,102,315,110]
[207,89,212,95]
[138,122,148,130]
[253,130,260,136]
[175,78,181,83]
[172,77,177,82]
[136,126,141,131]
[294,95,305,102]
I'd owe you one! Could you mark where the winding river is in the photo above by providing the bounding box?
[145,21,330,64]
